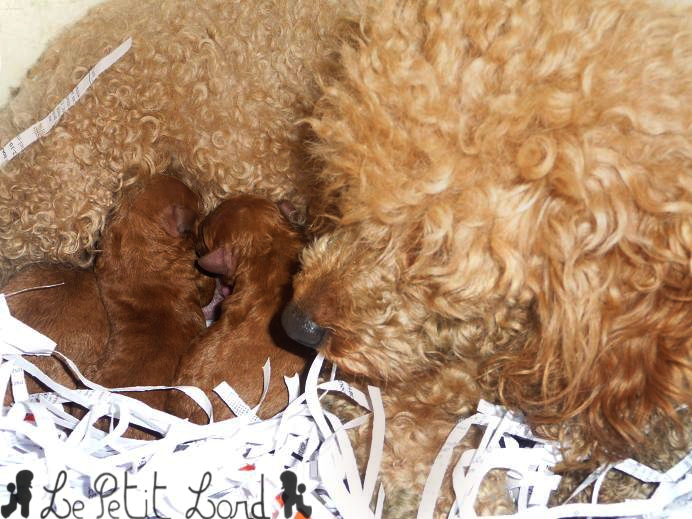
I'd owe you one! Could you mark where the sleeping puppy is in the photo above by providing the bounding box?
[93,174,214,411]
[1,264,109,395]
[167,195,311,423]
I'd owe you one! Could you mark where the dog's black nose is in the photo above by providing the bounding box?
[281,301,327,349]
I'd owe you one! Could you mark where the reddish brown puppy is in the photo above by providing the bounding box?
[167,195,311,423]
[1,265,109,395]
[93,174,214,411]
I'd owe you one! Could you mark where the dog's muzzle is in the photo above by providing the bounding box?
[281,302,327,349]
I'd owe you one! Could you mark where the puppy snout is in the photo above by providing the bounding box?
[282,301,327,349]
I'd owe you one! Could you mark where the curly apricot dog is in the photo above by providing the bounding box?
[3,0,691,516]
[283,0,692,514]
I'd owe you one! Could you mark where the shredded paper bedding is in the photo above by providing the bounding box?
[0,37,690,519]
[1,292,690,519]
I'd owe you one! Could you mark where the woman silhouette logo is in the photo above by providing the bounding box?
[1,470,33,518]
[279,471,312,519]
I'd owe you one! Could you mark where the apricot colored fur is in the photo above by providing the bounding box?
[0,0,357,280]
[2,0,691,516]
[290,0,692,514]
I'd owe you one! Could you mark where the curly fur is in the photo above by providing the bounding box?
[2,0,691,516]
[0,0,356,278]
[290,0,692,514]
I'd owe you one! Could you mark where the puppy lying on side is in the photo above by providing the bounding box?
[167,195,311,423]
[94,174,214,411]
[1,174,212,414]
[2,265,108,393]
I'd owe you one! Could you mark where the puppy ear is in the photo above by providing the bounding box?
[161,204,197,237]
[197,247,238,278]
[278,199,305,227]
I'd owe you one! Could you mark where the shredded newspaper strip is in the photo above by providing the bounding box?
[0,33,690,518]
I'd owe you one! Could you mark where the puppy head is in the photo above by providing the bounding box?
[107,174,201,245]
[99,174,215,303]
[196,194,304,289]
[286,0,692,462]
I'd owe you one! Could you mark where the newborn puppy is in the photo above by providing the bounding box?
[167,195,311,423]
[93,174,214,411]
[1,264,109,396]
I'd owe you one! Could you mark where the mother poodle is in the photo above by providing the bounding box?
[1,0,690,516]
[283,0,692,513]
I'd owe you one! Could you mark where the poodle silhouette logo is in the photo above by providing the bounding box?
[279,471,311,519]
[1,470,33,518]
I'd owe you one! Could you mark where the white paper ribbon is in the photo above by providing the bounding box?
[0,38,133,166]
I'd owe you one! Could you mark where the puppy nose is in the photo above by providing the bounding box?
[282,302,327,349]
